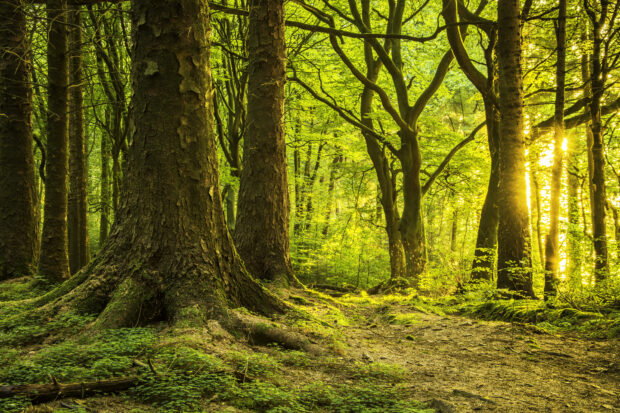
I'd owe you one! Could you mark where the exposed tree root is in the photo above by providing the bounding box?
[229,312,325,355]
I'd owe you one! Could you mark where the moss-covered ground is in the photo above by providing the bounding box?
[0,279,618,412]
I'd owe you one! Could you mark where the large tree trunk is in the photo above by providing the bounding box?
[19,0,284,329]
[0,0,38,279]
[543,0,566,297]
[496,0,535,297]
[235,0,293,284]
[39,0,71,282]
[68,5,90,274]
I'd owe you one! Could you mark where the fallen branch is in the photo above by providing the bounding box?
[0,376,139,404]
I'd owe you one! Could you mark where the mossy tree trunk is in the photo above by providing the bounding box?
[496,0,535,297]
[68,5,90,274]
[0,0,38,279]
[23,0,285,328]
[39,0,71,282]
[235,0,294,284]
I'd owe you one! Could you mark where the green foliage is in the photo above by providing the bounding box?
[0,311,96,346]
[0,327,156,384]
[225,350,282,378]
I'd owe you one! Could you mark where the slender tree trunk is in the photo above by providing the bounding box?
[235,0,293,283]
[100,127,110,245]
[543,0,566,297]
[222,184,236,231]
[450,208,458,253]
[565,130,582,286]
[471,101,500,281]
[68,5,90,274]
[322,152,341,237]
[0,0,38,279]
[586,4,610,281]
[496,0,535,297]
[112,153,120,215]
[39,0,71,282]
[528,149,544,272]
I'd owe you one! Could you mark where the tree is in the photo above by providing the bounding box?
[68,4,90,274]
[9,0,286,331]
[39,0,71,282]
[0,0,38,279]
[584,0,616,281]
[235,0,294,284]
[543,0,567,297]
[496,0,535,297]
[441,0,499,282]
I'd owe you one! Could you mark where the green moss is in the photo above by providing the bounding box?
[460,299,620,338]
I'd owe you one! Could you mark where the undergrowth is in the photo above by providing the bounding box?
[0,279,431,413]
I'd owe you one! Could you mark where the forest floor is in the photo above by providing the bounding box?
[0,279,618,412]
[331,294,619,412]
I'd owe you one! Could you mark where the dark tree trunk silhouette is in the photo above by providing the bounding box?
[235,0,294,284]
[496,0,535,297]
[68,5,90,274]
[100,126,110,245]
[0,0,38,279]
[39,0,71,282]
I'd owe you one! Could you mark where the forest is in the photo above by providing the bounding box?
[0,0,618,411]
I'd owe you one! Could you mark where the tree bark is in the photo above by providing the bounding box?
[68,5,90,274]
[235,0,294,284]
[565,129,582,286]
[100,121,110,245]
[543,0,566,297]
[19,0,285,329]
[39,0,71,282]
[496,0,535,297]
[585,2,610,281]
[471,100,500,281]
[0,0,38,279]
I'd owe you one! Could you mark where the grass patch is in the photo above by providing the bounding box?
[460,299,620,338]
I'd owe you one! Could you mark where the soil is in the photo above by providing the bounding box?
[18,289,620,413]
[335,300,619,413]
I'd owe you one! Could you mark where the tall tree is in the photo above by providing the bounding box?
[68,4,90,274]
[441,0,498,282]
[235,0,294,284]
[584,0,613,281]
[0,0,38,279]
[543,0,567,297]
[39,0,71,282]
[496,0,535,297]
[20,0,284,328]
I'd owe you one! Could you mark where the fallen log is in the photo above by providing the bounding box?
[0,376,139,404]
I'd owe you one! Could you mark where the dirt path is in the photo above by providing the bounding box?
[337,303,618,412]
